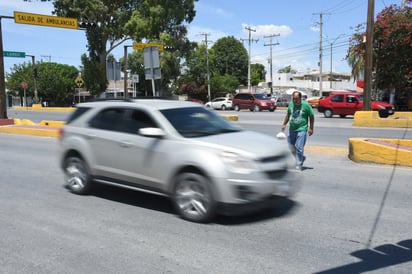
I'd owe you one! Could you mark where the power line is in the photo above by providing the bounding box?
[200,32,212,100]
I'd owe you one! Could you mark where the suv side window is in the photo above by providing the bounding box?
[118,109,158,134]
[331,95,344,102]
[66,107,91,124]
[89,108,125,131]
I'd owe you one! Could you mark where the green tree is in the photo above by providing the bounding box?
[251,63,266,86]
[6,62,79,105]
[211,36,248,85]
[347,2,412,90]
[26,0,197,96]
[277,65,296,74]
[209,75,239,96]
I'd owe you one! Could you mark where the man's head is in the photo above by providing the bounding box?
[292,91,302,105]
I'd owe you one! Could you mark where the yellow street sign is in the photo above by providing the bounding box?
[75,76,84,87]
[14,11,78,30]
[133,42,163,52]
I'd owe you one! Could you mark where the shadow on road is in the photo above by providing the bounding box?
[315,239,412,273]
[82,184,299,224]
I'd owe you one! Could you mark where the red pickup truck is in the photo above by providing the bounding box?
[318,91,395,118]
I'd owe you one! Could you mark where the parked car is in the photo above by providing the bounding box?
[59,99,300,223]
[306,96,321,108]
[205,97,232,110]
[318,91,395,118]
[232,92,276,112]
[275,94,292,108]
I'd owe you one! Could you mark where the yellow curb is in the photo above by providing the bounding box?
[220,114,238,121]
[0,126,61,137]
[353,111,412,128]
[12,106,75,112]
[349,137,412,167]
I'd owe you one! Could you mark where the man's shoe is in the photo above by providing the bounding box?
[296,165,302,171]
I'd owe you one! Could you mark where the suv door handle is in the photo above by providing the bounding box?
[119,141,133,148]
[85,133,96,139]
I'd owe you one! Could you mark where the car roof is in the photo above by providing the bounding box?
[76,99,201,111]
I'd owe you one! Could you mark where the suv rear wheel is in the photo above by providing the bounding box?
[172,172,216,223]
[234,105,240,111]
[64,156,92,195]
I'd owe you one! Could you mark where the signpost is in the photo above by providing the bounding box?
[14,11,78,29]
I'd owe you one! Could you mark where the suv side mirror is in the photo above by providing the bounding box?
[139,127,165,138]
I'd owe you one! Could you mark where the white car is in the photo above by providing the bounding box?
[205,97,232,110]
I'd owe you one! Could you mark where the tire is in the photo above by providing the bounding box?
[221,105,227,110]
[172,172,216,223]
[378,110,389,118]
[324,109,333,118]
[253,105,260,112]
[63,156,92,195]
[234,105,240,111]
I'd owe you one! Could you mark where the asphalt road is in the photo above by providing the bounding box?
[1,117,411,273]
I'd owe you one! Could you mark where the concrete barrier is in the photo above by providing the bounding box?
[353,111,412,128]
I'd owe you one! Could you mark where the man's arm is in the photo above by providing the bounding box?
[281,113,290,132]
[308,115,314,136]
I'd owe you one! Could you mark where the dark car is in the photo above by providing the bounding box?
[318,91,395,118]
[232,92,276,112]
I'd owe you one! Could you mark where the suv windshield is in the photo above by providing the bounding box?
[161,107,241,138]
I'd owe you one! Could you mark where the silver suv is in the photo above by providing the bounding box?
[59,99,300,223]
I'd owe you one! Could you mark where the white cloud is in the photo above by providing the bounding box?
[242,24,293,37]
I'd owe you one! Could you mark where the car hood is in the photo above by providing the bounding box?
[193,130,289,159]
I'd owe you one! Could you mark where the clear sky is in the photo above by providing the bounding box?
[0,0,404,80]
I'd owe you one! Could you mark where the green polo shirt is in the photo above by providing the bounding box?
[287,100,314,131]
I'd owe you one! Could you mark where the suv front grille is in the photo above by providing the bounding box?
[265,169,288,180]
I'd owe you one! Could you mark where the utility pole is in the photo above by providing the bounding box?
[363,0,374,111]
[200,32,212,101]
[314,12,329,96]
[26,55,38,103]
[241,26,258,92]
[0,15,14,119]
[264,33,279,95]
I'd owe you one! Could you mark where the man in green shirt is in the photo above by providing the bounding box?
[281,91,315,171]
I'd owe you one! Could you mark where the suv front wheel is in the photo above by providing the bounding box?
[234,105,240,111]
[172,172,216,223]
[64,156,92,195]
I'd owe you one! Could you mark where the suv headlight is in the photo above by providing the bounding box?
[220,151,257,174]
